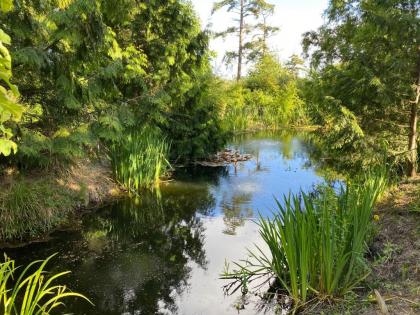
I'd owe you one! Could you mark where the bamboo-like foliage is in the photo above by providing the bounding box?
[222,172,387,310]
[110,129,171,191]
[0,254,91,315]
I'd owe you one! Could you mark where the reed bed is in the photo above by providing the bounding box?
[110,129,171,191]
[222,172,387,311]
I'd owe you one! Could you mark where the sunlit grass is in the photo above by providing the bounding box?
[0,180,75,241]
[0,254,91,314]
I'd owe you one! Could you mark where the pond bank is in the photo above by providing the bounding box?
[367,180,419,314]
[0,160,122,245]
[315,179,420,315]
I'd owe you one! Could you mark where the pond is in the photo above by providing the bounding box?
[4,131,336,315]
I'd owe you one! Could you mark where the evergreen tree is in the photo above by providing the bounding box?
[212,0,277,80]
[303,0,419,176]
[0,0,226,167]
[249,2,279,61]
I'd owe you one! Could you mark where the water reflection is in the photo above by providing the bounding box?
[5,182,216,315]
[221,192,253,235]
[3,130,338,315]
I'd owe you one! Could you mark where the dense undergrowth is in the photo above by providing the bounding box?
[221,54,306,132]
[222,171,388,312]
[0,9,307,241]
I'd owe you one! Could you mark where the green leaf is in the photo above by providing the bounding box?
[0,138,17,156]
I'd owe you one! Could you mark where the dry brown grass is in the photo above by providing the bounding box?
[59,159,122,205]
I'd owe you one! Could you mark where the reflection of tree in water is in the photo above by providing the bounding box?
[298,132,346,180]
[7,183,216,315]
[173,164,229,187]
[232,129,315,162]
[221,192,253,235]
[72,185,215,315]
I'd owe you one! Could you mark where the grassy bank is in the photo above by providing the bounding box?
[320,180,420,315]
[0,161,121,244]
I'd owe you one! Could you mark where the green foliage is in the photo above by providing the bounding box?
[221,54,305,131]
[16,126,96,170]
[0,254,91,314]
[0,0,24,156]
[222,171,387,310]
[165,73,228,159]
[302,0,420,174]
[0,0,226,169]
[0,179,76,241]
[110,128,171,191]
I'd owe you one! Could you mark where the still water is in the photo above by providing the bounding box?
[5,131,333,315]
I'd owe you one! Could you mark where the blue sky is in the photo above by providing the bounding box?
[190,0,329,78]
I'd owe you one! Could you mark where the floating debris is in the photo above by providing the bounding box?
[195,149,252,167]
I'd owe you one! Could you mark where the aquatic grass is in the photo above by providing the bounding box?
[222,172,387,311]
[110,129,171,191]
[0,254,91,315]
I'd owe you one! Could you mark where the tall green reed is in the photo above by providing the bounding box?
[110,129,171,191]
[0,254,91,315]
[222,172,387,310]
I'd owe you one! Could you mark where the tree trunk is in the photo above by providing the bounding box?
[237,0,244,81]
[262,15,268,56]
[408,70,420,177]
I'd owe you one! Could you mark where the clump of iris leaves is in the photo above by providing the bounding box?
[221,171,387,313]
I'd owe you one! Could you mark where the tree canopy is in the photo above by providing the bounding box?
[212,0,278,80]
[303,0,420,175]
[1,0,226,166]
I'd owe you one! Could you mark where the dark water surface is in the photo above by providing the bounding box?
[4,131,335,315]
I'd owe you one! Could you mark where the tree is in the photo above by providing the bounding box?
[303,0,419,176]
[212,0,276,80]
[249,3,279,61]
[1,0,225,166]
[285,54,305,78]
[246,53,303,125]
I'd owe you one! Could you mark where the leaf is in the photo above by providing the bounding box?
[0,138,17,156]
[0,0,13,13]
[0,29,11,45]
